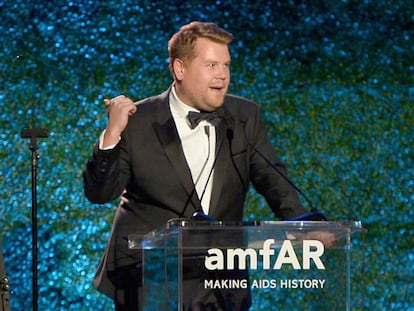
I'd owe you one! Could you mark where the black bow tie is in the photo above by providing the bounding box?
[187,111,221,129]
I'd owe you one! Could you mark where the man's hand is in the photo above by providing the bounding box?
[103,95,137,148]
[302,230,338,248]
[288,230,338,248]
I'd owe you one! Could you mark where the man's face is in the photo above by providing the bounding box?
[174,37,231,111]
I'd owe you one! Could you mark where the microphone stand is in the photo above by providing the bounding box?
[20,128,49,311]
[0,246,11,311]
[240,123,327,221]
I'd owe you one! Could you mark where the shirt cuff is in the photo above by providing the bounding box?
[99,130,120,150]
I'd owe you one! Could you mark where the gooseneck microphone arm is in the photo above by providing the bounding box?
[240,122,327,221]
[191,130,225,221]
[179,126,212,218]
[180,124,226,221]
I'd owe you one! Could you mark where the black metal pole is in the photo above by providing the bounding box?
[20,128,49,311]
[0,245,12,311]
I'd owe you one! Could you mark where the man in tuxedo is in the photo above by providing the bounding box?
[84,21,310,310]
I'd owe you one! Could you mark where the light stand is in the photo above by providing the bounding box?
[20,128,49,311]
[0,246,11,311]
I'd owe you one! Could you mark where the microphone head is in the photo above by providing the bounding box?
[287,211,328,221]
[191,211,216,222]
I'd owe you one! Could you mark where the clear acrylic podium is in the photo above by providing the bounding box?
[129,220,362,310]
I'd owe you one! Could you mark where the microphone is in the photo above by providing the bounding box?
[190,127,226,222]
[180,126,211,218]
[240,121,327,221]
[180,126,221,221]
[191,127,226,221]
[193,126,212,189]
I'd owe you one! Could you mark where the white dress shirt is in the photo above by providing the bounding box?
[169,85,216,215]
[99,86,217,215]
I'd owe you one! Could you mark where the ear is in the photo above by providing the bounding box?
[172,58,185,81]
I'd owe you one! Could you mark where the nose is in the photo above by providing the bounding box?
[217,65,229,80]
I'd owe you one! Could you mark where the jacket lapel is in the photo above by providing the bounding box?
[152,89,202,217]
[208,107,235,215]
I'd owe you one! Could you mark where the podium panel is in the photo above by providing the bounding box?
[129,220,361,310]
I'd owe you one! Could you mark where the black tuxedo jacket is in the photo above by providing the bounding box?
[83,87,308,302]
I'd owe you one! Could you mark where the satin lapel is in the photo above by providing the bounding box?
[152,93,202,216]
[209,108,235,215]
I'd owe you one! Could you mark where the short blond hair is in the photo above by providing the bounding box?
[168,21,233,72]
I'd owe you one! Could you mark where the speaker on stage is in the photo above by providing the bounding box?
[0,245,11,311]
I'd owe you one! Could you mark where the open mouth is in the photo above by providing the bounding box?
[210,86,225,93]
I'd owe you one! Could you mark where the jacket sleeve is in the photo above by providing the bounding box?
[245,105,309,220]
[83,140,130,204]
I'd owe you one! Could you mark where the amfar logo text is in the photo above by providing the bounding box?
[204,239,325,270]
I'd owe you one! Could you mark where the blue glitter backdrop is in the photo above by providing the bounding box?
[0,1,413,310]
